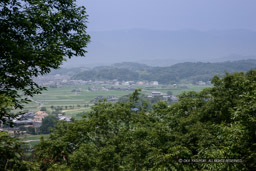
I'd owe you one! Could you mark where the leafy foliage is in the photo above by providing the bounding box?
[0,0,90,123]
[0,131,26,170]
[39,115,58,134]
[0,0,89,170]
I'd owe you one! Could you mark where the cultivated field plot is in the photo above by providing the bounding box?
[24,85,134,111]
[24,84,210,112]
[144,84,210,95]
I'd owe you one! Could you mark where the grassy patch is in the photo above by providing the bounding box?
[20,134,50,141]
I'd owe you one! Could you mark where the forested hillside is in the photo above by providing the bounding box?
[72,60,256,84]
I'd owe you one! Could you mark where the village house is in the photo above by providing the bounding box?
[33,111,48,122]
[151,81,159,86]
[58,114,71,122]
[33,111,49,127]
[147,91,178,102]
[13,111,35,127]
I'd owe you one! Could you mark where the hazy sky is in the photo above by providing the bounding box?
[61,0,256,67]
[77,0,256,31]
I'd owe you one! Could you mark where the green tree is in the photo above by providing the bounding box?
[154,71,255,170]
[39,115,58,134]
[0,132,26,170]
[27,126,36,135]
[0,1,89,169]
[0,0,90,123]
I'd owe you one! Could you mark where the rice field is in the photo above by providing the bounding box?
[23,84,210,113]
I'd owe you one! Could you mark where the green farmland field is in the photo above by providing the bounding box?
[25,86,133,109]
[23,84,210,117]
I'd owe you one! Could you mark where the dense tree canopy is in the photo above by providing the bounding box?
[0,0,90,123]
[39,115,58,134]
[35,70,256,170]
[0,132,25,170]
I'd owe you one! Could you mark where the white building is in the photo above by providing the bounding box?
[151,81,159,86]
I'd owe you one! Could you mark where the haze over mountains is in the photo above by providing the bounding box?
[62,29,256,68]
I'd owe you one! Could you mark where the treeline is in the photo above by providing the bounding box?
[71,60,256,84]
[118,91,174,111]
[72,68,140,81]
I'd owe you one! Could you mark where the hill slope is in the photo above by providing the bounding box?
[71,60,256,84]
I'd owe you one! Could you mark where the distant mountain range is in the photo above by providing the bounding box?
[61,29,256,67]
[69,60,256,84]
